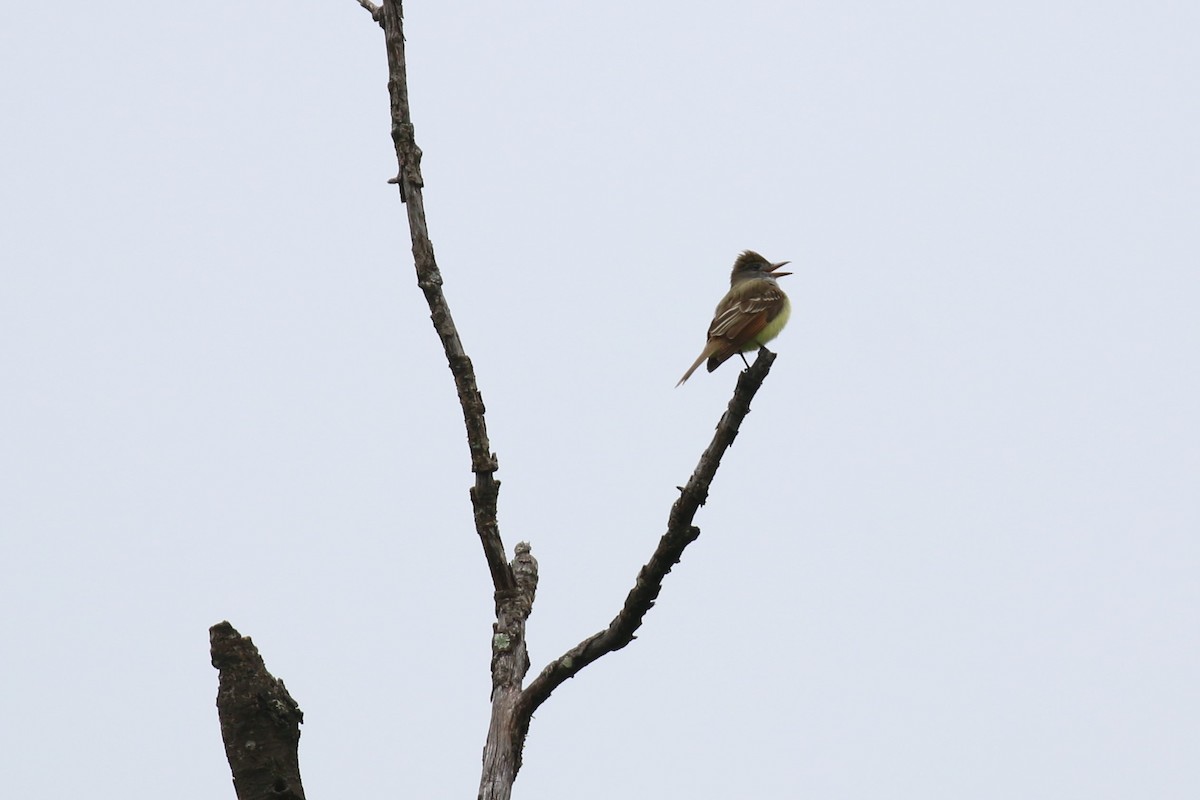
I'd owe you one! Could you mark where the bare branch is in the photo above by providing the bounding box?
[514,348,778,731]
[364,4,782,794]
[210,621,306,800]
[376,0,513,595]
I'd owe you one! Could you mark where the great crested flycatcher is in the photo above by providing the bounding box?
[677,250,792,386]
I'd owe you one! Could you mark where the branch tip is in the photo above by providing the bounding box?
[354,0,383,24]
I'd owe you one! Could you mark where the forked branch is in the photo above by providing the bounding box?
[359,2,780,796]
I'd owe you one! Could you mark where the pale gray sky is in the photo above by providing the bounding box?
[2,2,1198,798]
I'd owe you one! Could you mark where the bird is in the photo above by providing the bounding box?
[677,250,792,386]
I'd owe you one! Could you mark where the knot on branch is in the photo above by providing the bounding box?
[471,451,499,475]
[391,122,425,186]
[469,476,500,508]
[677,480,710,507]
[416,268,444,290]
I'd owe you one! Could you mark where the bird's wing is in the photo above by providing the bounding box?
[702,283,786,371]
[703,312,766,370]
[707,283,786,345]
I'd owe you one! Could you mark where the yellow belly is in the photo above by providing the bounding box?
[742,295,791,351]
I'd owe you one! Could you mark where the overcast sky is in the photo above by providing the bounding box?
[3,2,1198,798]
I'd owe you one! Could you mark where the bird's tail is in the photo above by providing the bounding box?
[676,342,720,386]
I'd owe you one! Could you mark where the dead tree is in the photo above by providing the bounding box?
[209,3,779,798]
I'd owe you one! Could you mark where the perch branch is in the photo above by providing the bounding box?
[511,348,778,763]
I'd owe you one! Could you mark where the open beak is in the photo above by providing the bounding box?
[767,260,792,278]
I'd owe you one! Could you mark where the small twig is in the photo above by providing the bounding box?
[353,0,382,25]
[513,348,777,754]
